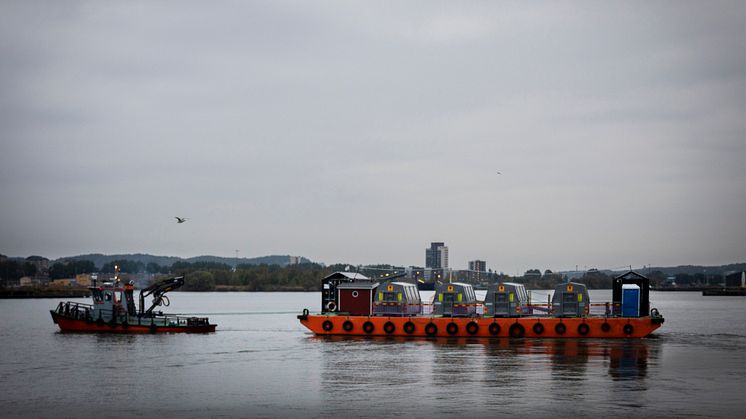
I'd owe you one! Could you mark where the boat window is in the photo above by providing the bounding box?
[114,291,121,303]
[92,289,103,303]
[104,292,112,302]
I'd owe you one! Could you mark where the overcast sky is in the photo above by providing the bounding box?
[1,1,744,273]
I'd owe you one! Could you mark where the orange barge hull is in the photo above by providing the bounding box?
[299,315,662,338]
[50,311,216,334]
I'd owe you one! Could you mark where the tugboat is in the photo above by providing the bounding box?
[50,272,216,333]
[298,271,664,339]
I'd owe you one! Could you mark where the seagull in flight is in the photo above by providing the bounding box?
[496,171,502,175]
[175,217,188,224]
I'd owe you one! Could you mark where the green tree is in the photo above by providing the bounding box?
[0,260,23,283]
[182,271,216,291]
[101,260,144,273]
[23,262,38,277]
[146,262,162,274]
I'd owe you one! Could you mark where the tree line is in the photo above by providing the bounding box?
[171,262,339,291]
[0,260,38,284]
[5,255,731,291]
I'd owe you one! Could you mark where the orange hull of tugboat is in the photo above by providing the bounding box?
[50,311,216,334]
[298,315,662,339]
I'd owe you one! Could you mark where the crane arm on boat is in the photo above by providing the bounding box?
[139,276,185,316]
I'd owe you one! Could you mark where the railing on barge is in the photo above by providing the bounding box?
[368,301,628,317]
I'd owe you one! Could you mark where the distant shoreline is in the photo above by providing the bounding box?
[2,287,718,299]
[0,288,91,299]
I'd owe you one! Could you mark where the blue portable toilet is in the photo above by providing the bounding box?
[613,271,651,316]
[621,284,640,317]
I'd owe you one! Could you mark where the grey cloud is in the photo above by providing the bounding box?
[1,1,744,272]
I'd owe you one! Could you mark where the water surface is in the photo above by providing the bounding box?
[1,291,744,417]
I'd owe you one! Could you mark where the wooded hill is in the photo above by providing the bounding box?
[55,253,311,269]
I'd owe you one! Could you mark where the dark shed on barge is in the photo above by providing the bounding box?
[613,271,650,317]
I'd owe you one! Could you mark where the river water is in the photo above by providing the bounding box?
[1,290,744,418]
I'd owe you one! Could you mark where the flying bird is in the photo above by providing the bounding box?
[175,217,188,224]
[496,171,502,175]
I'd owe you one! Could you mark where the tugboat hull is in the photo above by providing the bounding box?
[298,315,662,339]
[50,311,216,334]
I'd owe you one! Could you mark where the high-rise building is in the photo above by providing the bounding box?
[425,242,449,269]
[468,260,487,283]
[468,260,486,272]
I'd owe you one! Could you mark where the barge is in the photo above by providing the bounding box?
[51,274,216,333]
[298,271,664,339]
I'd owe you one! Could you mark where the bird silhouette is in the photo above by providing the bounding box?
[175,217,188,223]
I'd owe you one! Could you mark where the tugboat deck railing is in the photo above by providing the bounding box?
[54,301,211,326]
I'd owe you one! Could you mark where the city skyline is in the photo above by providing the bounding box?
[4,246,739,277]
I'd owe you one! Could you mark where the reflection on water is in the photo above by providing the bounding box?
[607,340,650,380]
[4,292,746,417]
[315,335,658,416]
[316,336,656,382]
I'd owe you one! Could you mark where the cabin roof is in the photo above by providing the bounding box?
[614,270,649,281]
[337,281,379,290]
[323,271,370,281]
[439,282,472,289]
[379,280,416,287]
